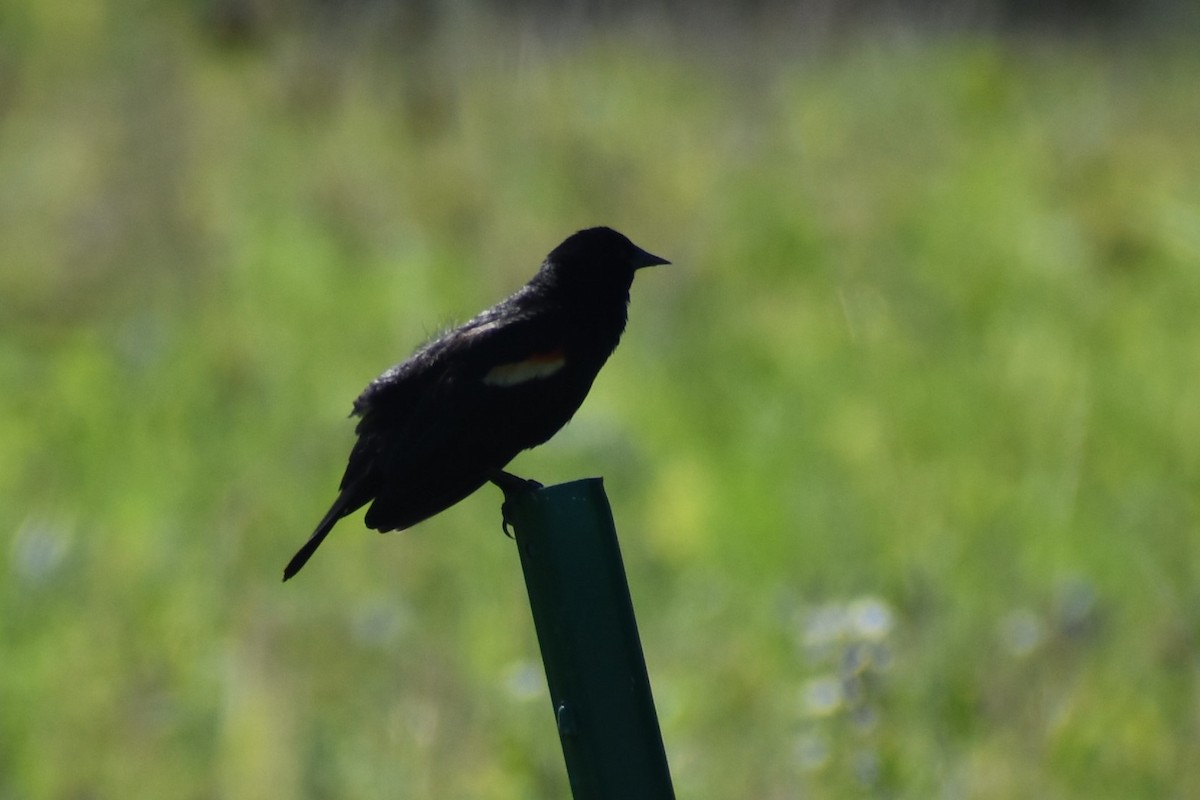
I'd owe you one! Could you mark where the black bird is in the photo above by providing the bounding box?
[283,227,668,580]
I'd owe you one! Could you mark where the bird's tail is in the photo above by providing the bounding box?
[283,499,348,582]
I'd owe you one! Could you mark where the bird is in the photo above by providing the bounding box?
[283,227,668,581]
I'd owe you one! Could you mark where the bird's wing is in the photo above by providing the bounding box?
[340,303,566,492]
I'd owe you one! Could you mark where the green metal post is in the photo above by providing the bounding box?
[503,478,675,800]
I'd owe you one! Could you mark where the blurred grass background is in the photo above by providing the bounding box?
[2,1,1199,797]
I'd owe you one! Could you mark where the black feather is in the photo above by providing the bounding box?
[283,227,667,580]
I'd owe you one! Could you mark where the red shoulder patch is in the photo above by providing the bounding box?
[483,348,567,386]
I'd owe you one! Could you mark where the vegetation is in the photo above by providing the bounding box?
[2,6,1198,798]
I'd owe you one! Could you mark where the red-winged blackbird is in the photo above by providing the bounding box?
[283,227,668,580]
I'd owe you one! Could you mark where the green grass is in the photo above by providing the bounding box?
[2,7,1199,798]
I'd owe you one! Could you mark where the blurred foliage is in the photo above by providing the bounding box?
[2,3,1199,799]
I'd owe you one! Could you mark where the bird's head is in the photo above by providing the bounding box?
[542,227,669,293]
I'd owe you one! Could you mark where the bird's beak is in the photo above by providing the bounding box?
[631,246,670,269]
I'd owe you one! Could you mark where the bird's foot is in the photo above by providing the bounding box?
[488,469,543,537]
[488,469,543,495]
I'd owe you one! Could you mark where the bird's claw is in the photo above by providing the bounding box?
[489,469,542,538]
